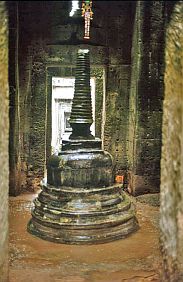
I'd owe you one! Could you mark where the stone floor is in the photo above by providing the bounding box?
[9,192,162,282]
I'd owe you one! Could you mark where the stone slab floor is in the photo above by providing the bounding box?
[9,192,162,282]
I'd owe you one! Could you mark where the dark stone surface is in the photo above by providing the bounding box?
[28,136,138,244]
[47,140,114,188]
[127,1,166,195]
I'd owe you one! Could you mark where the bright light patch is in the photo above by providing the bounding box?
[69,0,79,17]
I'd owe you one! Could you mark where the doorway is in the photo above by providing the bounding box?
[46,66,105,164]
[51,76,96,153]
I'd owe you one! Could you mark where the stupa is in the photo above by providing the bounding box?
[27,49,138,244]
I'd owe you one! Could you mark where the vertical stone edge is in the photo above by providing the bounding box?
[127,1,165,196]
[0,1,9,281]
[160,1,183,281]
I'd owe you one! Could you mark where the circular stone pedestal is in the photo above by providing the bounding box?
[28,182,138,244]
[27,139,138,244]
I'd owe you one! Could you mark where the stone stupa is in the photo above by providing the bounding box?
[27,49,138,244]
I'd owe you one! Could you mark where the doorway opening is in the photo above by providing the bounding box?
[51,76,96,154]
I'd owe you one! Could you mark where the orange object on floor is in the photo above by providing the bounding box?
[115,175,124,184]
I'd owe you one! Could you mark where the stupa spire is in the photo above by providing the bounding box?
[69,49,94,139]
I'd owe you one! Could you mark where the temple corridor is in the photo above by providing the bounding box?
[0,1,183,281]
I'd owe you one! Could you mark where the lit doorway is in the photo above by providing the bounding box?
[51,77,96,153]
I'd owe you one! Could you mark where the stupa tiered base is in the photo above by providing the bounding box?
[27,139,138,244]
[28,184,138,244]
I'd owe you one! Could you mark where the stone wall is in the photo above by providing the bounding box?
[8,1,136,194]
[127,1,165,195]
[103,1,135,176]
[160,1,183,280]
[0,2,9,281]
[104,65,131,174]
[8,2,21,195]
